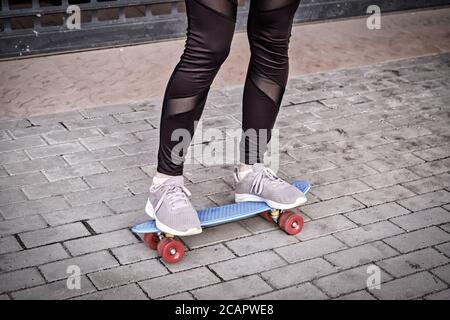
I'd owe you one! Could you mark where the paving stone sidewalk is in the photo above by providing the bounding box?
[0,53,449,300]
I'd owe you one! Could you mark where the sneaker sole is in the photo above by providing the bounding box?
[235,193,307,210]
[145,198,202,236]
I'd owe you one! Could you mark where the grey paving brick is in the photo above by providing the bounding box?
[0,150,29,165]
[0,172,47,191]
[139,267,220,299]
[84,167,146,188]
[43,162,107,182]
[334,290,375,300]
[0,244,69,272]
[12,276,96,300]
[22,178,89,200]
[0,189,27,205]
[87,210,143,234]
[391,207,450,231]
[183,222,251,249]
[0,136,46,152]
[10,123,65,138]
[0,196,69,219]
[163,244,235,273]
[99,121,152,135]
[253,282,328,300]
[26,142,85,159]
[0,119,31,131]
[226,230,298,256]
[20,222,90,248]
[106,194,147,214]
[345,202,410,225]
[28,111,84,125]
[114,110,157,123]
[379,248,448,278]
[4,156,67,175]
[209,251,286,281]
[410,158,450,177]
[64,186,131,207]
[424,288,450,300]
[159,292,194,300]
[325,241,398,269]
[402,173,450,194]
[80,104,133,118]
[297,164,378,186]
[39,251,119,282]
[111,243,158,265]
[413,145,450,161]
[262,258,336,289]
[0,236,22,254]
[275,235,347,263]
[297,215,357,241]
[43,128,102,144]
[361,169,420,189]
[42,203,113,226]
[0,130,10,141]
[435,242,450,257]
[0,268,45,294]
[126,178,153,195]
[101,152,155,171]
[301,196,365,220]
[0,215,47,236]
[192,275,271,300]
[63,147,123,165]
[397,190,450,211]
[120,139,158,156]
[238,216,279,234]
[314,265,392,298]
[88,259,168,290]
[64,229,139,256]
[383,127,433,141]
[74,283,148,300]
[372,271,446,300]
[81,134,138,151]
[334,221,404,247]
[281,158,337,176]
[366,153,425,172]
[353,185,415,207]
[63,115,118,131]
[384,227,450,253]
[431,264,450,284]
[311,179,372,200]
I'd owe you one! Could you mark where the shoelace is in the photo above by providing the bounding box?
[150,183,192,212]
[250,167,284,195]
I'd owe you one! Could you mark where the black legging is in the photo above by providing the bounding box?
[157,0,300,175]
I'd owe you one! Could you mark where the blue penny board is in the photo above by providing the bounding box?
[132,180,311,234]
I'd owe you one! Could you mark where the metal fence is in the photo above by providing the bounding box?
[1,0,449,59]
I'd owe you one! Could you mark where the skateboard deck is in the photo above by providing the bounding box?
[132,180,311,234]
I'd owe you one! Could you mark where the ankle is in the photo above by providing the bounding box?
[237,163,253,180]
[153,172,180,185]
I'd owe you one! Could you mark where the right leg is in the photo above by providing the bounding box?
[157,0,238,176]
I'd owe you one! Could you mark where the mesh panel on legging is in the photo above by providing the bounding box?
[240,0,300,164]
[157,0,237,175]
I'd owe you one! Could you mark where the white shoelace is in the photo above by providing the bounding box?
[150,183,192,212]
[250,167,284,195]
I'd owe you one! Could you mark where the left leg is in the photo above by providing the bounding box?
[235,0,306,210]
[240,0,300,165]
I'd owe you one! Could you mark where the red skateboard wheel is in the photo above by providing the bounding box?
[278,211,304,235]
[260,211,274,223]
[157,238,185,264]
[143,233,159,250]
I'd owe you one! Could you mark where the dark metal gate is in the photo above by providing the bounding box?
[1,0,449,59]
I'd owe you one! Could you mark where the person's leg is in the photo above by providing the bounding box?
[147,0,237,235]
[235,0,306,209]
[157,0,238,176]
[240,0,300,166]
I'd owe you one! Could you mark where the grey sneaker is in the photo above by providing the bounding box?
[234,164,307,209]
[145,176,202,236]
